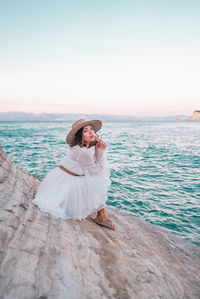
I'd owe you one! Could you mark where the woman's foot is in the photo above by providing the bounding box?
[93,215,116,230]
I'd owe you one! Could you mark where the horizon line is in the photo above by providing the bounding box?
[0,110,192,118]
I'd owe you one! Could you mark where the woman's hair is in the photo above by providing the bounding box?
[70,127,96,148]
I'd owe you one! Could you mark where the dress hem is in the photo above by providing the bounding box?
[32,199,106,221]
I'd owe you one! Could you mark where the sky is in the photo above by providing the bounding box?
[0,0,199,116]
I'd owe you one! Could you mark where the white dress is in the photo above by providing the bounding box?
[32,145,111,220]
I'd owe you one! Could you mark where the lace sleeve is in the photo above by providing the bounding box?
[94,147,105,164]
[69,145,110,183]
[77,149,104,176]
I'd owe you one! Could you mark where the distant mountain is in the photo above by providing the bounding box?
[0,111,189,121]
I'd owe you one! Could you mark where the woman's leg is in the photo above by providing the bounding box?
[97,208,107,218]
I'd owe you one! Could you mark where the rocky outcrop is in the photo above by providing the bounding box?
[0,144,200,299]
[187,110,200,121]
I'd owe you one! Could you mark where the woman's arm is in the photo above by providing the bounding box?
[78,149,105,176]
[94,147,105,164]
[94,134,106,161]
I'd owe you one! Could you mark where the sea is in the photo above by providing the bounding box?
[0,120,199,246]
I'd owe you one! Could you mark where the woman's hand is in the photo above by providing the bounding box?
[98,140,106,149]
[95,134,106,149]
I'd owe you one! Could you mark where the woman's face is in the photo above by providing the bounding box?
[82,125,95,145]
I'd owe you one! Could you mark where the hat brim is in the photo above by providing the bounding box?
[66,119,102,145]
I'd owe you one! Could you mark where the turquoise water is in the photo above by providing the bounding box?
[0,121,200,246]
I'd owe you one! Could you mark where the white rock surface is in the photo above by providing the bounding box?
[0,144,200,299]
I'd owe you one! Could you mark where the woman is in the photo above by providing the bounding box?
[32,118,116,230]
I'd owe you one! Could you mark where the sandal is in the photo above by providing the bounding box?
[92,215,116,230]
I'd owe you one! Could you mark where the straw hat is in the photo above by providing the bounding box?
[66,118,102,146]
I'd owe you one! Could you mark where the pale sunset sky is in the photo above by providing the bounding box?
[0,0,199,116]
